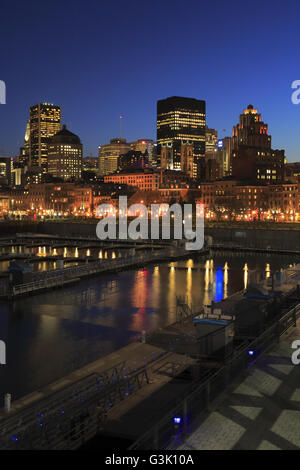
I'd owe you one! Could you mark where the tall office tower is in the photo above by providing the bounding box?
[47,125,83,180]
[232,104,271,149]
[29,103,62,172]
[205,127,218,159]
[17,120,31,168]
[217,137,233,177]
[0,156,13,185]
[231,105,284,183]
[157,96,206,178]
[98,138,130,176]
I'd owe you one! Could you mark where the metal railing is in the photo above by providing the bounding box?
[0,361,150,450]
[129,302,300,450]
[10,247,190,297]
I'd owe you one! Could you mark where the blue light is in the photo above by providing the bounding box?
[214,268,224,302]
[174,417,181,424]
[248,350,254,356]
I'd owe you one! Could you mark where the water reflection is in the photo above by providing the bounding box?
[215,267,224,303]
[243,263,248,290]
[1,253,300,401]
[224,262,228,299]
[186,262,192,307]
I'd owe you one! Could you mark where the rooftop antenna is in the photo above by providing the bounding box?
[120,115,123,138]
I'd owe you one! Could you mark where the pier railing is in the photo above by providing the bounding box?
[9,246,191,297]
[0,361,151,450]
[129,301,300,450]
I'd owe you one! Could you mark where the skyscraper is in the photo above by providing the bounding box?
[17,120,31,168]
[28,103,61,172]
[205,126,218,159]
[232,104,271,149]
[98,138,130,176]
[231,105,284,183]
[157,96,206,178]
[217,137,233,177]
[47,125,83,180]
[0,156,13,185]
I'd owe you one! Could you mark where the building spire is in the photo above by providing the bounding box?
[120,115,123,138]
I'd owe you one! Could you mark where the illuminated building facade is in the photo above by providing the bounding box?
[161,141,194,179]
[0,156,13,185]
[128,187,194,207]
[7,183,92,214]
[217,137,233,177]
[0,196,10,214]
[157,96,206,177]
[285,162,300,182]
[98,138,130,176]
[28,103,61,171]
[160,169,192,188]
[104,170,160,191]
[47,125,83,180]
[205,127,218,159]
[232,147,285,183]
[119,151,149,171]
[231,105,285,184]
[232,105,271,149]
[267,183,299,216]
[17,120,31,168]
[11,168,23,186]
[130,139,155,165]
[83,157,98,171]
[197,180,299,221]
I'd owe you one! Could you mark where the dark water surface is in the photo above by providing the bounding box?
[0,252,299,402]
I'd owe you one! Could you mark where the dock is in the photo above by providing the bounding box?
[1,257,300,449]
[2,245,209,299]
[0,342,196,449]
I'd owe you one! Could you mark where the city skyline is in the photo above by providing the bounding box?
[0,0,300,160]
[0,95,296,161]
[1,0,300,453]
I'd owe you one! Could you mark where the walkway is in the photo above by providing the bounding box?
[177,320,300,450]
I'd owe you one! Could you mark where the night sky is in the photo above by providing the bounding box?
[0,0,300,160]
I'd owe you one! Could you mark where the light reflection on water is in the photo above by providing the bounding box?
[0,253,299,401]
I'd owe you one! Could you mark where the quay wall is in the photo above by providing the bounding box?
[0,220,299,250]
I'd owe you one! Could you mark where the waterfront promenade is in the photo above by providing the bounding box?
[175,319,300,450]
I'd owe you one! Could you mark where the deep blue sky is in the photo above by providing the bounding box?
[0,0,300,160]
